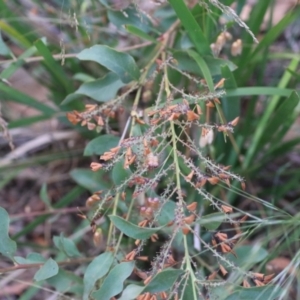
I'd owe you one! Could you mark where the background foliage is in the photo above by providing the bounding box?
[0,0,300,299]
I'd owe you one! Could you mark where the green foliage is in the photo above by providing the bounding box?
[77,45,140,83]
[1,0,299,299]
[0,207,17,260]
[109,215,167,240]
[33,258,59,282]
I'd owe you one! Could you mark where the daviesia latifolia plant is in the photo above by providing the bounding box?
[65,2,280,299]
[2,0,297,299]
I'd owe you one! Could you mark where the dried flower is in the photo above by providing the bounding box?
[90,162,103,171]
[221,205,233,214]
[93,229,103,247]
[231,39,243,56]
[186,202,197,212]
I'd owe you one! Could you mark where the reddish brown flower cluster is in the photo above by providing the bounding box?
[66,104,119,130]
[148,99,201,124]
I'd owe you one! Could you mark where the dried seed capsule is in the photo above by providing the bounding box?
[136,256,149,261]
[93,229,103,247]
[219,264,228,276]
[208,270,218,280]
[263,273,275,284]
[90,162,103,171]
[86,196,99,208]
[229,116,240,127]
[182,225,190,235]
[184,214,195,225]
[186,110,199,121]
[144,275,152,285]
[243,279,251,288]
[185,170,194,182]
[231,39,243,56]
[221,205,233,214]
[207,177,219,185]
[146,153,159,169]
[254,279,265,287]
[186,202,197,212]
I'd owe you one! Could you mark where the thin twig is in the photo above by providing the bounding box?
[10,206,88,221]
[0,256,95,274]
[0,41,153,65]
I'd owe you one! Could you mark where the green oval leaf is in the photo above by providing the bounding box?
[14,253,46,264]
[77,45,140,83]
[70,168,112,192]
[226,245,268,268]
[0,207,17,260]
[53,233,82,258]
[197,212,225,230]
[143,269,184,294]
[124,24,156,42]
[172,51,237,77]
[84,134,120,156]
[225,285,284,300]
[119,284,144,300]
[34,258,59,282]
[109,215,166,240]
[83,251,114,300]
[93,261,135,300]
[75,72,125,103]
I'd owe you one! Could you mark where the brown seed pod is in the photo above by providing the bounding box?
[213,97,221,104]
[66,112,81,125]
[254,279,265,287]
[184,214,195,225]
[93,229,103,247]
[215,232,228,242]
[144,275,152,285]
[187,110,199,121]
[136,256,149,261]
[206,101,215,108]
[263,273,275,284]
[196,104,202,115]
[151,234,159,242]
[125,250,136,261]
[86,196,100,208]
[220,243,232,254]
[231,39,243,56]
[219,264,228,276]
[229,116,240,127]
[243,279,251,288]
[185,170,194,182]
[87,122,96,130]
[219,173,230,179]
[186,202,197,212]
[182,225,190,235]
[195,177,207,188]
[208,177,219,185]
[138,219,149,227]
[253,273,264,281]
[241,181,246,190]
[90,162,103,171]
[221,205,233,214]
[146,153,159,169]
[208,270,218,280]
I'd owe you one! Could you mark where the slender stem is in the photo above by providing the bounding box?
[0,256,95,274]
[171,122,198,299]
[10,206,88,220]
